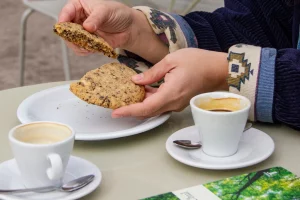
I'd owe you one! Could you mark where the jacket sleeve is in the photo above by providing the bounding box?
[117,0,293,72]
[115,5,300,130]
[227,44,300,130]
[183,0,293,52]
[116,6,198,79]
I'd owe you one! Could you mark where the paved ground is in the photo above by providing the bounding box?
[0,0,223,91]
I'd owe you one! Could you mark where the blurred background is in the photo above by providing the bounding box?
[0,0,223,91]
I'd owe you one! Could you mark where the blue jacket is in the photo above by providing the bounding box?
[183,0,300,130]
[118,1,300,130]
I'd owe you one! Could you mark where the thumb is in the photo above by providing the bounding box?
[83,7,108,33]
[132,56,175,85]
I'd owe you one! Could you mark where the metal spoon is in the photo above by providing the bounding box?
[173,122,253,149]
[0,174,94,194]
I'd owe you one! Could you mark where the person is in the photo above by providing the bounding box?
[59,0,300,130]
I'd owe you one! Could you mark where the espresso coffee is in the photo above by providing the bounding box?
[198,97,241,112]
[13,123,72,144]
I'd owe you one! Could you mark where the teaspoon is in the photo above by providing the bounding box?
[0,174,94,194]
[173,123,252,149]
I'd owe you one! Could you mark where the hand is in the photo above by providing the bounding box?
[111,48,229,118]
[58,0,168,62]
[58,0,134,56]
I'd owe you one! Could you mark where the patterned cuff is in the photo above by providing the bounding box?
[227,44,276,123]
[116,6,198,74]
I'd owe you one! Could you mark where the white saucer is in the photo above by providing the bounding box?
[166,126,275,170]
[17,84,171,141]
[0,156,101,200]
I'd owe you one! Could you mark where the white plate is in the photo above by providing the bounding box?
[17,84,171,141]
[0,156,101,200]
[166,126,275,170]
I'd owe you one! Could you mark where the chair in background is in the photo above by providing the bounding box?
[168,0,202,15]
[20,0,70,86]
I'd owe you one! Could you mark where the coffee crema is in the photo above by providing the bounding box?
[13,123,72,145]
[197,97,241,112]
[208,109,233,112]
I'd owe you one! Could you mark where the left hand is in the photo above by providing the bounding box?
[111,48,229,119]
[58,0,168,62]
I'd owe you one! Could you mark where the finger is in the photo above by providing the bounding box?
[111,90,168,118]
[75,51,93,56]
[145,85,158,93]
[65,40,81,50]
[82,5,109,33]
[79,47,92,53]
[92,31,123,49]
[145,92,153,98]
[132,103,171,119]
[65,41,93,55]
[132,56,175,85]
[112,103,165,119]
[142,106,171,118]
[58,2,76,22]
[144,86,158,98]
[136,117,147,120]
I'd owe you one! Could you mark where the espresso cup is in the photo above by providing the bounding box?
[190,92,250,157]
[9,121,75,188]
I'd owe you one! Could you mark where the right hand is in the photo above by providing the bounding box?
[112,48,229,119]
[58,0,137,56]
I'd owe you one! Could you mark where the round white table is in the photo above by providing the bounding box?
[0,82,299,199]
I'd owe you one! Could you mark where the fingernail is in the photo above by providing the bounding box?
[79,48,88,51]
[132,73,144,81]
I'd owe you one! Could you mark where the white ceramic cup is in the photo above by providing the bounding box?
[9,121,75,188]
[190,92,251,157]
